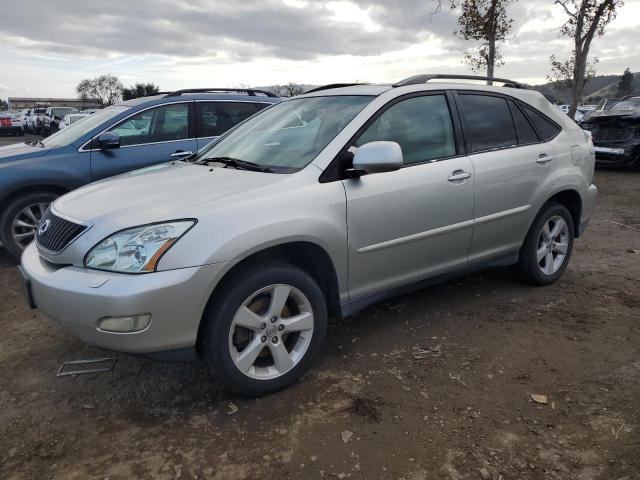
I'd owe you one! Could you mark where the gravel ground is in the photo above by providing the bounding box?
[0,132,638,479]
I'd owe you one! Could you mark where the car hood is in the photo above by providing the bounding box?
[584,110,640,123]
[54,161,288,225]
[0,142,50,161]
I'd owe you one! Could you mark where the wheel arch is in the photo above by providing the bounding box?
[0,184,69,218]
[543,189,582,237]
[196,241,342,350]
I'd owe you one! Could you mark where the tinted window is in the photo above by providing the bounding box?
[355,95,456,165]
[459,94,517,152]
[522,105,561,141]
[509,101,539,144]
[109,103,189,147]
[196,102,259,138]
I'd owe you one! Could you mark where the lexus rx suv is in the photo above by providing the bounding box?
[20,75,597,396]
[0,88,279,259]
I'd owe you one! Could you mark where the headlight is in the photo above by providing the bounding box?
[85,220,195,273]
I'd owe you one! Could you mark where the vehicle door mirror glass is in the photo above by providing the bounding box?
[97,132,121,150]
[352,141,403,175]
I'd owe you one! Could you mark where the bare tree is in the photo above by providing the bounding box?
[547,53,598,102]
[554,0,623,118]
[77,74,123,106]
[269,82,305,97]
[432,0,516,80]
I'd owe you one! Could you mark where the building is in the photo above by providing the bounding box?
[7,97,102,110]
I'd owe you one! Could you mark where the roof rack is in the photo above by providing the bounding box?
[305,83,369,94]
[165,88,278,98]
[393,74,526,89]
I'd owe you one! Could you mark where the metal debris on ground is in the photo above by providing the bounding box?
[227,402,239,415]
[56,357,117,377]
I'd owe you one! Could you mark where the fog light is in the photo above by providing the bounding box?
[98,314,151,333]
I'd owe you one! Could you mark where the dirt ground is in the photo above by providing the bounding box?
[0,134,638,479]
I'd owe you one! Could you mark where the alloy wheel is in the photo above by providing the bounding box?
[11,202,49,250]
[228,284,315,380]
[536,215,569,275]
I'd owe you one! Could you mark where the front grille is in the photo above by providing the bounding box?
[36,208,87,253]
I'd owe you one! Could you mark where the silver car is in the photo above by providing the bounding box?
[20,74,598,396]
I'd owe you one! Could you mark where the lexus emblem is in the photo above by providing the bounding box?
[38,219,51,236]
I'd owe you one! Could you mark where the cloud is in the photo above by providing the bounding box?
[0,0,637,97]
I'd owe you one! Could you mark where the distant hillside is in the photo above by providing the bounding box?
[529,72,639,104]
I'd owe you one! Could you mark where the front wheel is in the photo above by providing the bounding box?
[200,263,327,396]
[518,202,574,286]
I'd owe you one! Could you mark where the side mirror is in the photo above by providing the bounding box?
[97,132,121,150]
[350,141,403,176]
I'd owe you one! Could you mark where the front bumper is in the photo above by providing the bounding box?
[21,243,230,355]
[594,142,640,167]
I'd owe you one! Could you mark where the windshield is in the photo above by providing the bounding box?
[51,108,75,116]
[41,105,128,148]
[195,95,374,173]
[610,97,640,112]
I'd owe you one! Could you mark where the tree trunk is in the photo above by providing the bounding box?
[486,0,498,84]
[569,43,589,119]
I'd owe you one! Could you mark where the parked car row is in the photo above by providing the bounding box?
[7,76,598,396]
[0,106,99,136]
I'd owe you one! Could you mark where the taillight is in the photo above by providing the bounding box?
[0,118,11,128]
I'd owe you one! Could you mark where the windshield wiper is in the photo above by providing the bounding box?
[196,156,273,173]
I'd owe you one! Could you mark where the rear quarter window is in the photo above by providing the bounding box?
[522,105,561,141]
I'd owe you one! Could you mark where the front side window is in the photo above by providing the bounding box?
[459,94,517,152]
[196,102,259,138]
[108,103,189,147]
[355,95,456,165]
[196,95,373,173]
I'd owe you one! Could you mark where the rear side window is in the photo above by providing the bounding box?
[509,101,539,144]
[459,94,517,152]
[196,102,259,138]
[355,94,456,165]
[522,105,561,141]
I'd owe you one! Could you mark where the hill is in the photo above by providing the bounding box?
[529,71,639,104]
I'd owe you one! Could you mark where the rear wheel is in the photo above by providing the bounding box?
[200,262,327,396]
[518,202,574,285]
[0,192,58,260]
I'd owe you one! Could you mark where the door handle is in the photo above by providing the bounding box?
[448,170,472,182]
[170,150,193,158]
[536,153,553,164]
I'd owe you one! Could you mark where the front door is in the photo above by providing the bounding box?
[90,102,197,181]
[342,93,475,300]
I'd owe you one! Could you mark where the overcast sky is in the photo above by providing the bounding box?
[1,0,638,99]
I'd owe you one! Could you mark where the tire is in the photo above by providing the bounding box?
[518,202,574,286]
[0,191,58,260]
[200,262,328,396]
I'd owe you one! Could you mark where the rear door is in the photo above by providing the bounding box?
[90,102,197,181]
[343,92,475,299]
[455,92,557,263]
[195,101,260,149]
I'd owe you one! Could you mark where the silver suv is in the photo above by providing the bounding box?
[20,74,597,396]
